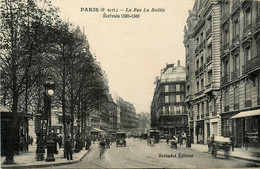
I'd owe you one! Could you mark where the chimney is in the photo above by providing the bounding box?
[178,60,180,66]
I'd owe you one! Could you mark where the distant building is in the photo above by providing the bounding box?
[151,61,188,136]
[117,97,138,134]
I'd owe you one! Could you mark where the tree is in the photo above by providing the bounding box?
[0,0,60,163]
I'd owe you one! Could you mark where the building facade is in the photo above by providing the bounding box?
[184,0,221,144]
[117,97,138,134]
[151,61,188,136]
[220,0,260,147]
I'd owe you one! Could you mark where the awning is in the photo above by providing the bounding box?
[90,127,104,132]
[230,109,260,119]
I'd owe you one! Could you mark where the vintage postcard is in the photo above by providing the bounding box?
[1,0,260,168]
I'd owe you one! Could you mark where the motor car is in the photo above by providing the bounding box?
[116,132,126,147]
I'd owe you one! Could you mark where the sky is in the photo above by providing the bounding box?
[50,0,195,114]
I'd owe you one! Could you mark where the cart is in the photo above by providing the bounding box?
[211,136,231,158]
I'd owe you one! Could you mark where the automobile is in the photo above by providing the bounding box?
[116,132,126,147]
[149,129,160,143]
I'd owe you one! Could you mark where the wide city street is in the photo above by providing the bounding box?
[48,138,260,168]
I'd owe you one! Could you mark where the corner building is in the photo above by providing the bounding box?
[220,0,260,148]
[151,61,188,136]
[184,0,221,144]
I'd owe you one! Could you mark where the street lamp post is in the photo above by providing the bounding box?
[44,78,55,162]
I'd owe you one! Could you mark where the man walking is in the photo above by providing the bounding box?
[65,136,73,160]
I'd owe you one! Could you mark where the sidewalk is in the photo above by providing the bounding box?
[179,143,260,163]
[1,144,93,169]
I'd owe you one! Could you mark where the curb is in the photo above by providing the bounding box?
[203,151,260,163]
[178,145,260,163]
[2,148,92,169]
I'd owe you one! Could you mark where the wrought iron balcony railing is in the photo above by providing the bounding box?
[232,1,239,13]
[244,55,260,74]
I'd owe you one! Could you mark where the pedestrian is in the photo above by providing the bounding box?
[166,135,169,145]
[58,135,62,149]
[85,136,91,150]
[244,135,249,150]
[99,138,106,159]
[230,135,234,151]
[106,137,110,148]
[65,136,73,160]
[207,136,211,152]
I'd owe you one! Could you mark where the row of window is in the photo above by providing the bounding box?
[162,94,185,103]
[223,78,260,109]
[161,105,187,115]
[222,38,260,80]
[162,84,185,92]
[223,2,260,46]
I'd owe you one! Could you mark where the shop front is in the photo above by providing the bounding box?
[1,105,33,155]
[231,109,260,148]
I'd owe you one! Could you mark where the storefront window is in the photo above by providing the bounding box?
[245,117,259,143]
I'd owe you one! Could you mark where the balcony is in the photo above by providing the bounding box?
[231,69,239,81]
[234,103,239,110]
[207,56,212,64]
[243,55,260,75]
[245,100,252,108]
[243,24,252,34]
[195,89,204,97]
[224,106,229,112]
[231,1,239,13]
[232,34,239,43]
[221,75,229,86]
[222,12,230,24]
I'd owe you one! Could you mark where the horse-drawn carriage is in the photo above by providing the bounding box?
[211,136,231,158]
